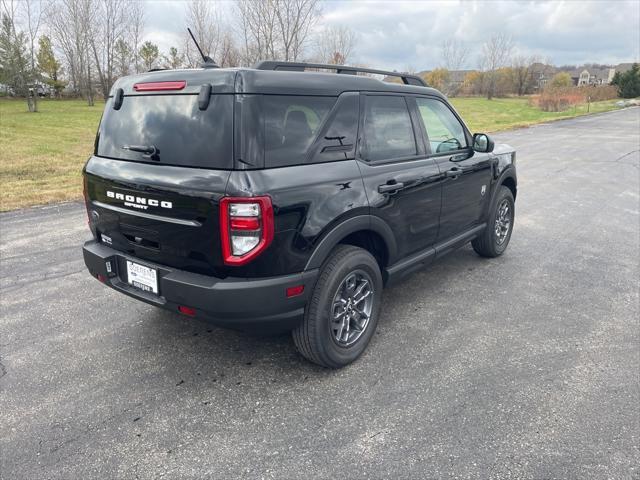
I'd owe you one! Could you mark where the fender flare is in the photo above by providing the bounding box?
[304,215,398,271]
[491,168,517,206]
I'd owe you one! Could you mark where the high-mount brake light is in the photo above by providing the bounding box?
[220,196,274,266]
[133,81,186,92]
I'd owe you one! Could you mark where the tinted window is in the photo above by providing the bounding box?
[98,94,233,169]
[263,95,335,168]
[363,96,416,161]
[309,93,359,164]
[416,98,467,154]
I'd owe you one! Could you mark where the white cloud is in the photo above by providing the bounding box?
[144,0,639,69]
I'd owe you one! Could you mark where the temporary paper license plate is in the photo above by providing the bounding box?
[126,260,158,294]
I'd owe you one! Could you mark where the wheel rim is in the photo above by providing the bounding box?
[494,199,512,245]
[331,269,374,347]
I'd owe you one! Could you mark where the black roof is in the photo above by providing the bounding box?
[110,66,444,99]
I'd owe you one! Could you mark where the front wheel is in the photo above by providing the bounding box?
[292,245,383,368]
[472,186,515,258]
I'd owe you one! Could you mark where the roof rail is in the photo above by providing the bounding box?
[253,61,428,87]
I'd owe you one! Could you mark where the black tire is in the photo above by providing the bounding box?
[472,186,515,258]
[292,245,383,368]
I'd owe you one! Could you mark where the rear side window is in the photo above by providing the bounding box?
[362,96,416,161]
[416,97,467,154]
[263,95,335,168]
[97,94,233,169]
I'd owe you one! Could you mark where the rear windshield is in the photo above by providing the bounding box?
[97,94,233,169]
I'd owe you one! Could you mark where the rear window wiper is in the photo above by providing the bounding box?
[122,144,158,160]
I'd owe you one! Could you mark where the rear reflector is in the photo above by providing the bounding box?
[133,81,186,92]
[230,216,260,230]
[97,274,107,283]
[286,285,305,298]
[178,305,196,317]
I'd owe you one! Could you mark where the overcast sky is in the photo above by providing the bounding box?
[145,0,640,71]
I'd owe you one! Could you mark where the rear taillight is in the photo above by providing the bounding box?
[220,196,274,266]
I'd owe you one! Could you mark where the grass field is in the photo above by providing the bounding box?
[0,96,622,211]
[450,96,620,132]
[1,99,102,211]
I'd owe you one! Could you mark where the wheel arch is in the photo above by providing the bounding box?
[304,215,398,272]
[501,175,517,200]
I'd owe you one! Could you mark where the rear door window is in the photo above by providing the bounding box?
[362,95,417,161]
[97,94,234,169]
[263,95,336,168]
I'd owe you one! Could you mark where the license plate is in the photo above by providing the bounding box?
[126,261,158,294]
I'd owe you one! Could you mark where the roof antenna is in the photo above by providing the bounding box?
[187,27,219,69]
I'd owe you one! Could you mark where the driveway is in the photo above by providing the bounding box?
[1,107,639,479]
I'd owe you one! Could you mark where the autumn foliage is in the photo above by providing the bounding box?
[530,85,618,112]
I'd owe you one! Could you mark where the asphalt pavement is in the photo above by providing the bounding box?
[1,107,639,479]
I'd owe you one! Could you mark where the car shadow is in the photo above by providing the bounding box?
[129,243,501,383]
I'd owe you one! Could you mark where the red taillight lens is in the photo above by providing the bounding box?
[220,196,274,266]
[133,81,186,92]
[230,216,260,230]
[178,305,196,317]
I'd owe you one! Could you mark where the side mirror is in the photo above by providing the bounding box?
[473,133,495,153]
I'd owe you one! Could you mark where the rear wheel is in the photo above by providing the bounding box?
[293,245,383,368]
[472,186,515,258]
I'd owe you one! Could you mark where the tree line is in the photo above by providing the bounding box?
[2,1,636,108]
[423,34,638,100]
[0,0,358,105]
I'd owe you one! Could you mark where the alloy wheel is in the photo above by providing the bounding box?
[494,199,512,245]
[330,269,374,347]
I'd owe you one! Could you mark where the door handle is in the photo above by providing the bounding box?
[445,168,463,178]
[378,182,404,193]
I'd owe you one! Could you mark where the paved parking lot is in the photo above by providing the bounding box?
[1,107,639,479]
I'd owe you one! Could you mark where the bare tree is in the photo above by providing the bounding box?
[48,0,95,104]
[129,0,144,73]
[315,25,356,64]
[236,0,279,65]
[510,54,541,96]
[114,38,131,76]
[217,31,241,67]
[1,0,18,26]
[441,39,468,71]
[274,0,320,61]
[184,0,220,66]
[236,0,320,65]
[89,0,132,99]
[19,0,42,74]
[479,33,513,99]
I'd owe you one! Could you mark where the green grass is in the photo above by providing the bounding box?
[0,95,623,211]
[450,96,619,133]
[0,98,102,211]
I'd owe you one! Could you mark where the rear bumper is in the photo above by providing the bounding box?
[83,241,317,331]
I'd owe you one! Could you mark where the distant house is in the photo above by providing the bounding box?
[561,63,636,87]
[530,63,558,90]
[568,67,615,86]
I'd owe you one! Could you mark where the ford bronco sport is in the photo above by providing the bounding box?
[82,61,517,368]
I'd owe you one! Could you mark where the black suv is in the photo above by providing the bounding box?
[83,61,517,368]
